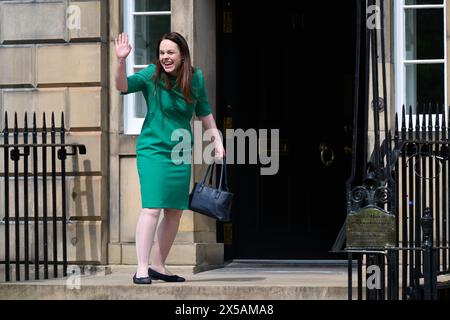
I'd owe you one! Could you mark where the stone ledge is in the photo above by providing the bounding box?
[0,264,355,300]
[0,283,351,300]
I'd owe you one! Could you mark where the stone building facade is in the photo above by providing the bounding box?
[0,0,221,272]
[2,0,450,270]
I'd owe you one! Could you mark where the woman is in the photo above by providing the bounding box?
[115,32,224,284]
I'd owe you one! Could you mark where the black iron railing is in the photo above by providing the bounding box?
[1,112,86,282]
[340,0,450,300]
[346,106,450,300]
[395,105,450,299]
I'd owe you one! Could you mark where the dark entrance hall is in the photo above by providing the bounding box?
[216,0,359,259]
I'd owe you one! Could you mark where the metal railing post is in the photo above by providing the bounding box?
[422,208,435,300]
[3,113,10,282]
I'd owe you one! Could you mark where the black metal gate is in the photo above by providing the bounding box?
[346,107,450,300]
[338,0,450,300]
[1,112,86,282]
[393,106,450,299]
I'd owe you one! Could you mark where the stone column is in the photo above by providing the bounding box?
[169,0,224,272]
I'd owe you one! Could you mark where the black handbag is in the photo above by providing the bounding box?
[189,157,234,221]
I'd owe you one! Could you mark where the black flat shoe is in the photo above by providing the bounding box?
[133,273,152,285]
[148,267,185,282]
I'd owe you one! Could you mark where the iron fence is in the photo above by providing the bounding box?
[1,112,86,282]
[342,0,450,300]
[348,105,450,300]
[395,105,449,299]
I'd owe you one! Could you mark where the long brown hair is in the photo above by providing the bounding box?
[153,32,193,104]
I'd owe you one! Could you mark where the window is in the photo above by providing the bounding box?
[123,0,171,135]
[394,0,447,124]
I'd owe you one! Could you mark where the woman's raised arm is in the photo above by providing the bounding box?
[115,32,133,92]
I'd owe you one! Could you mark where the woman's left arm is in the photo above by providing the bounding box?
[199,114,225,160]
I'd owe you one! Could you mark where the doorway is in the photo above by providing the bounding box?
[216,0,359,259]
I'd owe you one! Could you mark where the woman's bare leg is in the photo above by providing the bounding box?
[135,208,161,277]
[151,209,183,275]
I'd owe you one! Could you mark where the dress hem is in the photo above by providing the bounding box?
[141,204,190,210]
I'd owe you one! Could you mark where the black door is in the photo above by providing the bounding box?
[217,0,358,259]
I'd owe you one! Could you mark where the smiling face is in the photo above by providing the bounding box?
[159,39,182,76]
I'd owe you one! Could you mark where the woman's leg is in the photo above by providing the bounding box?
[135,208,161,277]
[151,209,183,275]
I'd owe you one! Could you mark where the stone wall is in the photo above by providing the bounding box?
[0,0,108,264]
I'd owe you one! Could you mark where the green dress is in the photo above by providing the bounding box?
[122,64,212,209]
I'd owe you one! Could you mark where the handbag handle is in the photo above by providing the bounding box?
[220,157,229,191]
[199,157,229,192]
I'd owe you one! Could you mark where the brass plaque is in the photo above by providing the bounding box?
[346,206,396,249]
[224,12,233,33]
[223,117,233,130]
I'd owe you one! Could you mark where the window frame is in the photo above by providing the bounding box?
[394,0,448,128]
[123,1,171,135]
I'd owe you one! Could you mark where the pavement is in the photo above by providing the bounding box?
[0,261,358,300]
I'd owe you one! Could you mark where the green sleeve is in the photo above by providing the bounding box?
[194,69,213,117]
[121,64,155,95]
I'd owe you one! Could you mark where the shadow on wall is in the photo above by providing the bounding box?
[71,158,99,263]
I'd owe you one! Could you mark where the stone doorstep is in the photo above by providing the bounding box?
[108,264,224,275]
[2,264,448,300]
[0,266,356,300]
[0,285,353,300]
[0,264,225,282]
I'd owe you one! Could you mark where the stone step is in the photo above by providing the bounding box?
[3,264,450,300]
[0,264,355,300]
